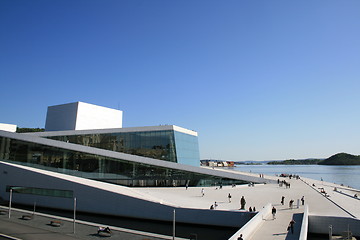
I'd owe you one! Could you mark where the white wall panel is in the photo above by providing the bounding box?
[75,102,122,130]
[45,102,122,131]
[0,123,17,132]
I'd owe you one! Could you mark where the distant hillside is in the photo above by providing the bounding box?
[318,153,360,165]
[267,159,322,165]
[202,153,360,166]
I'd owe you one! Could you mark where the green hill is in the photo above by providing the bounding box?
[16,127,44,133]
[318,153,360,165]
[267,159,321,165]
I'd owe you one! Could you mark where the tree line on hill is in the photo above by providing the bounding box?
[16,127,45,133]
[267,153,360,165]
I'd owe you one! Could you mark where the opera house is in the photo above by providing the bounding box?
[0,102,263,226]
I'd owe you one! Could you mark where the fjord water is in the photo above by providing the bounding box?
[232,164,360,190]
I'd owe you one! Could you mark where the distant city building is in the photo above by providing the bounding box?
[201,159,235,167]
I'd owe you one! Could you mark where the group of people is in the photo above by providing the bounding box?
[271,195,304,236]
[210,201,219,209]
[280,196,305,208]
[236,217,296,239]
[239,196,256,212]
[209,195,256,211]
[201,186,248,210]
[248,206,256,212]
[271,206,296,235]
[278,173,300,180]
[278,179,291,188]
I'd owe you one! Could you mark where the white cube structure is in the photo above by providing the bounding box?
[45,102,123,131]
[0,123,17,132]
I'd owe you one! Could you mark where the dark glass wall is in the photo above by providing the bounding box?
[47,131,177,162]
[0,136,246,187]
[45,130,200,166]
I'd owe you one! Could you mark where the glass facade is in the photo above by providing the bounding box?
[0,136,246,187]
[174,131,200,166]
[45,130,200,166]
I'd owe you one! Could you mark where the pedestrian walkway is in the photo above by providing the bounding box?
[250,204,303,240]
[139,170,360,239]
[139,174,355,219]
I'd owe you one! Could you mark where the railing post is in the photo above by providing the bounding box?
[8,188,13,219]
[73,197,77,234]
[173,209,176,240]
[33,201,36,216]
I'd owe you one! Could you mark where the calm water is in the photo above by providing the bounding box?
[231,165,360,190]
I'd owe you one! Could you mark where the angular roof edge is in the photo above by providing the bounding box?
[25,125,198,137]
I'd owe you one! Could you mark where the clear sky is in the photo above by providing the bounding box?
[1,0,360,161]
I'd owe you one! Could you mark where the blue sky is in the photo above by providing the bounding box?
[1,0,360,161]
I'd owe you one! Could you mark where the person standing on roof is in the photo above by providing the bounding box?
[240,196,246,210]
[272,206,277,219]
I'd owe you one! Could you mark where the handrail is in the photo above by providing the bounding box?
[228,203,271,240]
[299,204,309,240]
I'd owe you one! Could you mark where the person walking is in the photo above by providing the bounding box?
[288,219,296,234]
[201,188,204,197]
[281,196,285,205]
[228,193,232,203]
[272,206,277,219]
[301,196,305,205]
[289,199,294,209]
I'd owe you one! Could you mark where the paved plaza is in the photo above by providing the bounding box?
[139,168,359,217]
[1,168,359,240]
[138,168,360,239]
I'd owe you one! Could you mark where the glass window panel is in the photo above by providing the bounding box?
[0,136,247,187]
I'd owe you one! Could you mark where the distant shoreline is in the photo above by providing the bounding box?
[202,152,360,166]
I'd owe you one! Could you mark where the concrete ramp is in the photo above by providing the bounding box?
[232,204,305,240]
